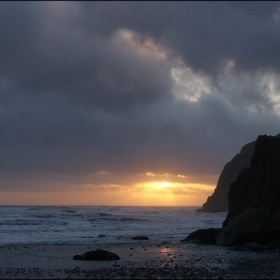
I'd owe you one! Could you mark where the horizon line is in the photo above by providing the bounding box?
[0,204,200,207]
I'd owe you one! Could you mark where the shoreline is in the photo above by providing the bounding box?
[0,241,280,279]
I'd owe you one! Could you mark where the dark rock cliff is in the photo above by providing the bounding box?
[198,141,255,212]
[198,133,280,213]
[217,135,280,246]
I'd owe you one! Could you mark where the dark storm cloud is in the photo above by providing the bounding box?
[79,1,280,75]
[1,1,280,189]
[0,2,171,113]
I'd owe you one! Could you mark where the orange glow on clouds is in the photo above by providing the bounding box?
[0,179,215,206]
[0,171,218,206]
[142,172,188,179]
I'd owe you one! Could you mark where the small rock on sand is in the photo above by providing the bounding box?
[73,249,120,261]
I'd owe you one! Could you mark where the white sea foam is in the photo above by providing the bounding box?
[0,206,227,245]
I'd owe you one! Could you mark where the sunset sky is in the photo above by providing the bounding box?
[1,2,280,206]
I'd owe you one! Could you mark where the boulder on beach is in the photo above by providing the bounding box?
[217,135,280,246]
[132,236,149,240]
[73,249,120,261]
[181,228,221,244]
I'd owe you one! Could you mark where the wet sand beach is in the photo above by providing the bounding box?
[0,241,280,279]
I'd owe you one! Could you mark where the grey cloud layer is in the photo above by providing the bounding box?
[0,2,280,187]
[80,2,280,74]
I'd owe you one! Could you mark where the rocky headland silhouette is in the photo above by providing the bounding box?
[187,134,280,248]
[197,133,280,213]
[218,135,280,246]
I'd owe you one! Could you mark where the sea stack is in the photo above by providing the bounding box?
[218,135,280,246]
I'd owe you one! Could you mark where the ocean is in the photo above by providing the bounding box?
[0,206,227,246]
